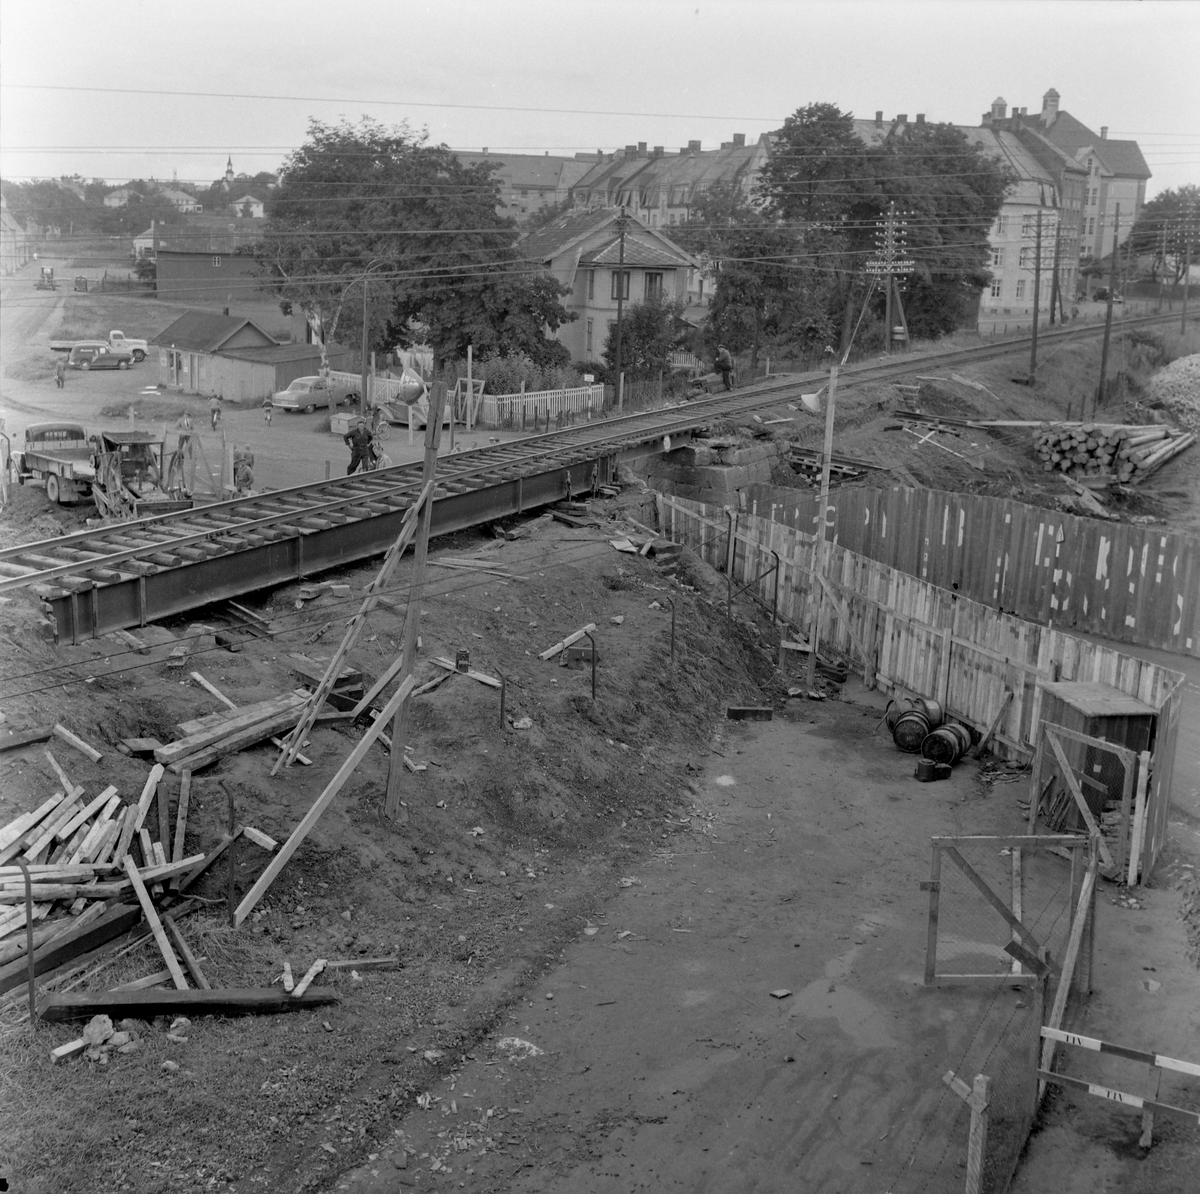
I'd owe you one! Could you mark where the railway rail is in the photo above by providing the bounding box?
[1,310,1192,643]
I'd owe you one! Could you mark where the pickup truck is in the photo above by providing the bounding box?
[9,422,97,505]
[49,330,149,361]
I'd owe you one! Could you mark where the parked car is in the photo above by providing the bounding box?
[270,375,356,413]
[73,276,89,292]
[1093,288,1124,303]
[67,342,133,370]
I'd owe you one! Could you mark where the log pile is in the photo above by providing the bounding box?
[1034,423,1196,483]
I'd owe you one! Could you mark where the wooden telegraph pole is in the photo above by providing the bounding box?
[383,383,448,820]
[805,365,839,694]
[870,204,913,354]
[614,206,628,410]
[1030,211,1043,383]
[1095,204,1121,415]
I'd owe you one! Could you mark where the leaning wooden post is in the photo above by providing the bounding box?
[942,1070,990,1194]
[384,383,447,820]
[805,364,838,692]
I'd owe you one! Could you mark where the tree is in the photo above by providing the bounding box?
[601,296,686,380]
[254,117,573,369]
[1128,185,1200,284]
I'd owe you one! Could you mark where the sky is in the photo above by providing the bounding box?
[1,0,1197,199]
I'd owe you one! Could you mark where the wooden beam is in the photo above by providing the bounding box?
[0,725,55,754]
[292,958,326,997]
[1045,731,1115,870]
[122,857,188,991]
[814,572,871,664]
[189,672,311,765]
[430,657,502,688]
[973,690,1014,758]
[162,914,211,990]
[942,847,1048,956]
[172,771,191,866]
[52,724,103,764]
[43,750,82,798]
[131,765,165,833]
[538,624,597,660]
[236,675,418,925]
[37,987,339,1020]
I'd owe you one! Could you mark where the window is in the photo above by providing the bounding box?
[1015,279,1026,300]
[990,280,1002,298]
[996,214,1007,235]
[586,318,594,355]
[1019,247,1032,268]
[610,270,630,300]
[586,270,595,300]
[644,272,663,301]
[669,213,677,225]
[1089,187,1098,206]
[212,256,222,267]
[990,248,1004,268]
[1022,214,1034,236]
[1088,217,1095,236]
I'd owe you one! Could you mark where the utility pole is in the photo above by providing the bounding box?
[360,275,370,420]
[613,206,628,410]
[1095,204,1120,415]
[1030,211,1043,382]
[1049,212,1062,325]
[805,365,838,694]
[867,203,913,353]
[1183,201,1194,336]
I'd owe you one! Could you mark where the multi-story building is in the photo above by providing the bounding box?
[453,152,596,219]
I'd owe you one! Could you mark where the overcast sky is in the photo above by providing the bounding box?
[1,0,1196,198]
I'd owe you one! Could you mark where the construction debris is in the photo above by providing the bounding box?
[538,624,597,661]
[38,987,339,1020]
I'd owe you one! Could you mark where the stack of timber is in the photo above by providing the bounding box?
[0,758,204,983]
[1034,423,1196,483]
[154,691,309,774]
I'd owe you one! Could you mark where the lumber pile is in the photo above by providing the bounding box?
[0,758,202,973]
[154,692,308,774]
[1034,423,1196,483]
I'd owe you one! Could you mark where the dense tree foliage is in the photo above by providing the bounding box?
[601,295,687,380]
[1128,185,1200,284]
[680,103,1012,357]
[254,118,573,367]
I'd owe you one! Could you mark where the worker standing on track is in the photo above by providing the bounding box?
[715,344,734,391]
[344,417,372,474]
[55,359,66,389]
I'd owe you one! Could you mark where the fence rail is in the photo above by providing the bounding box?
[477,384,605,429]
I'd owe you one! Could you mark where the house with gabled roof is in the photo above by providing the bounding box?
[148,310,355,400]
[519,207,700,362]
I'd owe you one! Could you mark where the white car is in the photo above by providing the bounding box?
[270,375,356,413]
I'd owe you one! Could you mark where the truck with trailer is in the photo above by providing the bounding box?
[49,331,150,362]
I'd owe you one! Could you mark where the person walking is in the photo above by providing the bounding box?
[209,395,222,431]
[343,417,372,474]
[54,359,65,389]
[715,344,734,391]
[262,397,273,425]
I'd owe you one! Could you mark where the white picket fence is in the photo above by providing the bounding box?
[479,383,606,428]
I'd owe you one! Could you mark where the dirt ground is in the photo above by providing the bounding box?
[2,269,1198,1192]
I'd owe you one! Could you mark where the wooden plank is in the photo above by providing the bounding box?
[1045,731,1115,870]
[924,844,942,985]
[241,826,278,852]
[349,652,408,719]
[287,653,363,688]
[38,987,340,1020]
[186,674,312,765]
[973,690,1014,758]
[324,956,399,972]
[43,750,82,798]
[162,914,211,989]
[156,774,172,861]
[538,623,597,660]
[55,785,120,842]
[1035,1070,1200,1128]
[131,765,165,833]
[0,725,55,754]
[122,858,188,991]
[430,657,502,688]
[22,798,82,861]
[236,675,418,926]
[932,834,1087,850]
[52,724,103,764]
[281,960,294,991]
[0,791,70,856]
[292,958,326,997]
[178,831,241,893]
[172,771,191,866]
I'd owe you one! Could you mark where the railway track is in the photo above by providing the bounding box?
[1,310,1191,643]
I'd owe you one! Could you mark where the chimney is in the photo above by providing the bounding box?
[991,96,1007,121]
[720,141,732,149]
[688,139,701,152]
[653,145,664,156]
[482,147,488,154]
[625,144,637,157]
[732,133,745,147]
[1100,126,1108,139]
[896,114,907,125]
[1019,107,1027,116]
[638,141,647,155]
[916,113,925,125]
[1041,88,1060,127]
[876,110,884,127]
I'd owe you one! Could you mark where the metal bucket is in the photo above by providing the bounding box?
[893,710,931,753]
[914,758,938,782]
[921,726,966,765]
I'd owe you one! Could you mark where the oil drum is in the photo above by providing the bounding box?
[917,698,944,728]
[885,697,921,731]
[921,724,971,765]
[893,710,932,753]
